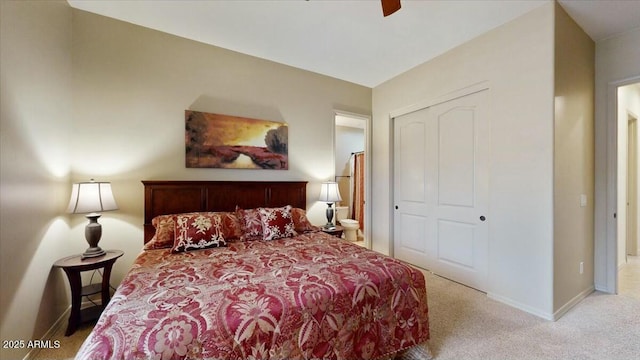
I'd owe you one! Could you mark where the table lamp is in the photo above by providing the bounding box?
[67,180,118,259]
[319,181,342,229]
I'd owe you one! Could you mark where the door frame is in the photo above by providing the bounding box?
[333,110,372,249]
[389,81,490,257]
[627,112,638,257]
[601,76,640,294]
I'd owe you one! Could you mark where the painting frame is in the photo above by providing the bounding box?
[185,110,288,170]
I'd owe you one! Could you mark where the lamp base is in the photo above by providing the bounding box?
[324,203,336,229]
[83,213,106,260]
[81,247,106,260]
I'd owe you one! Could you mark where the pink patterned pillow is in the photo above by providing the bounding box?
[219,212,243,241]
[291,207,320,233]
[144,214,177,250]
[236,207,264,241]
[259,205,297,241]
[145,212,241,249]
[172,213,226,252]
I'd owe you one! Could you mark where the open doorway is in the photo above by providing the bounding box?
[615,82,640,294]
[334,111,371,248]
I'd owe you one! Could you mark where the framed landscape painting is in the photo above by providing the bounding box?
[185,110,288,169]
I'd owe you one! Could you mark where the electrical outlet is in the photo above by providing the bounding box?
[579,262,584,274]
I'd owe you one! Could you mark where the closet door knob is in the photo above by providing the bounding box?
[479,216,486,221]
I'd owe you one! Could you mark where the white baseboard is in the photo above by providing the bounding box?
[487,292,554,321]
[552,286,595,321]
[618,261,626,271]
[22,306,71,360]
[594,284,614,293]
[488,286,595,322]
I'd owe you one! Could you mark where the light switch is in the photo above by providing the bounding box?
[580,194,587,207]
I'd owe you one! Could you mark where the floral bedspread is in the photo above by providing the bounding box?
[76,232,429,360]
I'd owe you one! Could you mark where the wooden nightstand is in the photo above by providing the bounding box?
[53,250,123,336]
[322,225,344,238]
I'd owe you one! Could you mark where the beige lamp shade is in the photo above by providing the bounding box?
[67,181,118,214]
[318,181,342,203]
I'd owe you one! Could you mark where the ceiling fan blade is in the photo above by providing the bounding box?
[381,0,401,17]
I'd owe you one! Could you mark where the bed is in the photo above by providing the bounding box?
[76,181,429,360]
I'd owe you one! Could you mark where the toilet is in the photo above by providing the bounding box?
[335,206,360,242]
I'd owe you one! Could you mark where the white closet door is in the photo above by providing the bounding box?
[394,89,489,291]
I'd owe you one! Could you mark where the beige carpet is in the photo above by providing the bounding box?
[422,256,640,360]
[619,255,640,300]
[33,257,639,360]
[30,322,93,360]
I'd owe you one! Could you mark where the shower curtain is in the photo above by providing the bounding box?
[351,152,365,231]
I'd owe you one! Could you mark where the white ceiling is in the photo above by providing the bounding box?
[67,0,640,88]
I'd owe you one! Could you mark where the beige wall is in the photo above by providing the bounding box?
[594,28,640,292]
[0,1,74,359]
[70,10,372,285]
[552,2,595,314]
[373,3,556,317]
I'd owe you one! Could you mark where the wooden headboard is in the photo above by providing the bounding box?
[142,180,308,244]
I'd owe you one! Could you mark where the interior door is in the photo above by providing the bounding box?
[393,90,489,291]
